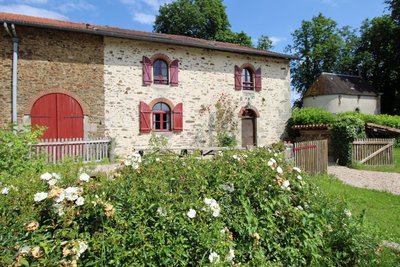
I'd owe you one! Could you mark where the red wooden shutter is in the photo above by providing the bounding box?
[142,56,152,85]
[173,103,183,132]
[139,101,152,133]
[234,65,242,90]
[255,67,262,92]
[170,59,179,86]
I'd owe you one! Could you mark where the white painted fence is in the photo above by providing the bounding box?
[33,138,111,163]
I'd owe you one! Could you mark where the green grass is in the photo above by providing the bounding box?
[352,148,400,173]
[309,174,400,266]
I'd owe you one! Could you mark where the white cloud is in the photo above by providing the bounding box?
[121,0,173,24]
[133,12,155,25]
[17,0,48,4]
[56,0,95,13]
[270,36,283,45]
[0,4,68,20]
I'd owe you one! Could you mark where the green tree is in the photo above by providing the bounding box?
[257,35,273,50]
[385,0,400,23]
[286,13,358,95]
[356,15,400,114]
[154,0,253,47]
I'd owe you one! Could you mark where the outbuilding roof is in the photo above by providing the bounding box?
[303,72,379,98]
[0,12,297,60]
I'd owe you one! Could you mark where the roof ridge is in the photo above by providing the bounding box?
[0,12,298,60]
[321,72,361,78]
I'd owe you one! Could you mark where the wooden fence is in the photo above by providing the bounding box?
[294,139,328,174]
[33,138,111,164]
[352,138,394,165]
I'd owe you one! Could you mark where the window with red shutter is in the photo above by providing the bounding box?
[152,102,171,131]
[173,103,183,132]
[235,65,242,90]
[242,68,254,90]
[142,56,152,85]
[139,101,152,133]
[153,59,169,85]
[170,59,179,86]
[255,67,262,92]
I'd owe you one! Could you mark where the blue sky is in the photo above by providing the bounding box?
[0,0,388,53]
[0,0,389,101]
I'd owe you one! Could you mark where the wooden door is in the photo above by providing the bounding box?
[31,93,83,139]
[241,109,256,147]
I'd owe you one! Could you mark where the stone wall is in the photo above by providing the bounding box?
[303,94,380,115]
[0,27,13,126]
[104,37,291,155]
[0,26,105,137]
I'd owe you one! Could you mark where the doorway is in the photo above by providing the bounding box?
[241,109,257,147]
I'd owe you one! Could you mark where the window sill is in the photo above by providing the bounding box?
[152,84,171,89]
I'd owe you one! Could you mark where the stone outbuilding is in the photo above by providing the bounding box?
[303,72,381,115]
[0,12,295,156]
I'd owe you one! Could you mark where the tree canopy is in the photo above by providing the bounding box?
[257,35,274,50]
[286,13,358,96]
[153,0,253,47]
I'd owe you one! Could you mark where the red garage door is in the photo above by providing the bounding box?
[31,93,84,139]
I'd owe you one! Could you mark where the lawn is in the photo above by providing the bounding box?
[352,147,400,173]
[309,174,400,266]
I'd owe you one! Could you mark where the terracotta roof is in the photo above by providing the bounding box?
[0,12,297,60]
[303,72,379,98]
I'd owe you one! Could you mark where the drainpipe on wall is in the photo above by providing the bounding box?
[3,23,19,132]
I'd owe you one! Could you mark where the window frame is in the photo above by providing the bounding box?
[242,68,254,90]
[153,59,169,85]
[152,102,171,132]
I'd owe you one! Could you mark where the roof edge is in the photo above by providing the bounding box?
[1,14,298,60]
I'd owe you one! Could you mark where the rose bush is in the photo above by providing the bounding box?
[0,148,377,266]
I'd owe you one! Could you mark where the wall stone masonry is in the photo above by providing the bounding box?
[0,26,105,137]
[104,37,291,156]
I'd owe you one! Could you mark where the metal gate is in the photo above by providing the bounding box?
[294,139,328,174]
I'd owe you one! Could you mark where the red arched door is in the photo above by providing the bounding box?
[31,93,84,139]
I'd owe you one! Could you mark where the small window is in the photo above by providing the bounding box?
[153,59,168,85]
[242,68,254,90]
[152,102,171,131]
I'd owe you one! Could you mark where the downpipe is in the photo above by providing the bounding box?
[3,22,19,132]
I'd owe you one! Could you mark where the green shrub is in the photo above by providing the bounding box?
[217,132,237,147]
[288,108,336,126]
[0,148,377,266]
[338,112,400,129]
[0,125,45,178]
[330,115,366,166]
[287,108,336,140]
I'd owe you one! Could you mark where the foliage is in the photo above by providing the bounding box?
[338,112,400,129]
[288,108,336,126]
[215,29,253,47]
[286,13,359,96]
[257,35,273,50]
[385,0,400,23]
[148,132,169,149]
[0,125,45,178]
[154,0,253,47]
[286,108,335,140]
[214,94,238,147]
[310,174,400,266]
[329,115,366,166]
[357,14,400,115]
[0,148,379,266]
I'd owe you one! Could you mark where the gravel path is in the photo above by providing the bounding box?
[328,165,400,195]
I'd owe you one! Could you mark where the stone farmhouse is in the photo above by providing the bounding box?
[0,13,295,156]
